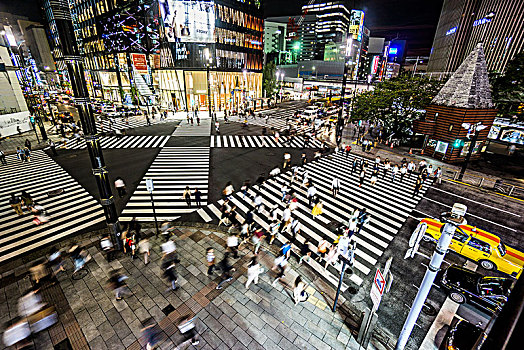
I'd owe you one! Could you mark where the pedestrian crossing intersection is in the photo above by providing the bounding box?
[120,147,210,222]
[195,151,430,289]
[210,135,324,148]
[0,151,105,263]
[63,135,171,149]
[98,115,168,133]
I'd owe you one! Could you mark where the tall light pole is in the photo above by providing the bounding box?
[396,204,468,350]
[336,36,353,144]
[40,0,121,249]
[458,122,487,180]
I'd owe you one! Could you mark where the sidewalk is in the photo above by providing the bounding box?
[0,224,385,350]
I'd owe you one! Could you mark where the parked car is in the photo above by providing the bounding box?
[439,264,514,314]
[444,318,486,350]
[421,218,524,278]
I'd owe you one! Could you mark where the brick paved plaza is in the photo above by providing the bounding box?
[0,226,366,350]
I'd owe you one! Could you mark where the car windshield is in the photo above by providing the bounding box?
[478,279,505,296]
[498,242,507,256]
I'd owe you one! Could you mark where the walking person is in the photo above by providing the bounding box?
[0,150,7,165]
[114,177,126,198]
[283,152,291,169]
[293,276,309,304]
[383,160,390,178]
[24,139,32,151]
[370,169,378,185]
[194,188,202,208]
[9,193,24,216]
[182,186,191,207]
[48,140,58,156]
[162,259,178,291]
[400,164,407,182]
[108,270,131,300]
[269,220,280,245]
[391,164,399,182]
[227,233,239,259]
[206,248,216,276]
[331,177,340,197]
[433,167,442,185]
[356,208,370,235]
[311,198,323,220]
[351,158,359,173]
[176,315,200,347]
[413,175,423,197]
[407,160,415,178]
[245,257,261,289]
[138,237,150,264]
[223,182,234,200]
[358,168,366,188]
[216,252,235,289]
[141,318,161,350]
[290,218,301,240]
[20,191,34,212]
[24,147,31,162]
[306,184,317,207]
[280,205,292,234]
[252,226,265,254]
[298,241,312,265]
[100,234,114,262]
[271,253,288,287]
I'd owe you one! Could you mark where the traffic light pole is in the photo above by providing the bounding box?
[42,0,121,250]
[336,57,349,145]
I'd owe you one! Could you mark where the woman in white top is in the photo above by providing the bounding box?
[293,276,309,304]
[245,257,261,289]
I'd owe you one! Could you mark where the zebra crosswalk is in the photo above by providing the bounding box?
[120,147,210,221]
[195,151,430,288]
[98,115,168,132]
[0,151,106,263]
[228,114,315,135]
[210,135,324,148]
[64,135,171,149]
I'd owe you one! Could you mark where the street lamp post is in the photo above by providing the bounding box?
[458,122,487,181]
[396,204,468,350]
[336,37,353,144]
[41,0,122,249]
[204,48,213,119]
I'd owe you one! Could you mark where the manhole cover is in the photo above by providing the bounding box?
[422,302,437,316]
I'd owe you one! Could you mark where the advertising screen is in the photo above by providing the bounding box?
[160,0,215,43]
[349,10,365,42]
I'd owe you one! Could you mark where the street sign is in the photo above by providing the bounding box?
[146,178,154,193]
[374,268,386,294]
[370,283,382,310]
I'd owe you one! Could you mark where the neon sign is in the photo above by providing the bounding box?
[389,47,397,55]
[446,27,457,35]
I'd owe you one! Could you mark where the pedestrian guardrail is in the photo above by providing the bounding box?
[443,170,524,201]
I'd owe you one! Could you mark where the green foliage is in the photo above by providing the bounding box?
[491,51,524,121]
[353,76,444,139]
[263,61,278,98]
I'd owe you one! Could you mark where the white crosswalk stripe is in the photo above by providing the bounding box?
[63,135,171,149]
[120,147,210,221]
[228,114,315,135]
[98,115,169,132]
[0,151,105,263]
[194,151,430,288]
[172,118,212,136]
[210,135,323,148]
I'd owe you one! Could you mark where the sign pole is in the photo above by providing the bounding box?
[332,256,348,312]
[146,178,159,236]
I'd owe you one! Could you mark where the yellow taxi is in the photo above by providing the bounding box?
[420,218,524,278]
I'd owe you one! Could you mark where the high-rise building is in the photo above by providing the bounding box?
[427,0,524,73]
[264,21,286,55]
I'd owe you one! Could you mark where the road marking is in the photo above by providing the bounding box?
[197,208,212,222]
[423,197,517,232]
[430,187,521,217]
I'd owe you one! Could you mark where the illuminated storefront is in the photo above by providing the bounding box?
[156,69,262,111]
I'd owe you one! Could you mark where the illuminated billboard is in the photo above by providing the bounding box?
[349,10,365,42]
[160,0,215,43]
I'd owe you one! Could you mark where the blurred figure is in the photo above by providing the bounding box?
[49,246,65,276]
[29,260,48,286]
[138,237,150,264]
[114,177,126,198]
[100,234,114,262]
[141,317,161,350]
[69,244,91,274]
[162,259,178,291]
[176,315,199,346]
[108,270,131,300]
[32,203,49,225]
[9,193,23,216]
[20,191,34,212]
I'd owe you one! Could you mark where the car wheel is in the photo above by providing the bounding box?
[449,291,466,304]
[479,260,496,271]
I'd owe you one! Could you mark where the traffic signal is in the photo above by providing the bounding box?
[453,139,464,148]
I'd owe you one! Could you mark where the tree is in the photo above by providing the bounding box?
[353,76,444,140]
[491,51,524,121]
[262,61,277,98]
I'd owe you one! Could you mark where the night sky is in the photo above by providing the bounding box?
[1,0,444,56]
[264,0,444,56]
